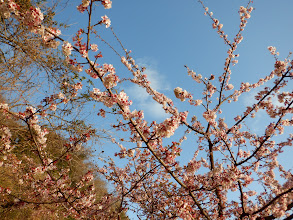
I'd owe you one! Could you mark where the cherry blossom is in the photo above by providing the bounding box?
[1,0,293,219]
[62,41,73,57]
[101,15,111,28]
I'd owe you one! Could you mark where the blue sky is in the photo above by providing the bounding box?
[80,0,293,121]
[53,0,293,218]
[57,0,293,101]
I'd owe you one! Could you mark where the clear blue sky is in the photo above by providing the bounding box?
[55,1,293,219]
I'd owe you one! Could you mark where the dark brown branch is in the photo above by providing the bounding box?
[253,187,293,217]
[236,99,293,166]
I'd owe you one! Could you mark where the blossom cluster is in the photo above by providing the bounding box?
[203,109,217,126]
[90,89,132,109]
[173,87,191,102]
[187,67,202,83]
[66,57,83,73]
[77,0,90,13]
[274,60,288,77]
[101,0,112,9]
[101,15,111,28]
[103,73,119,89]
[0,1,43,30]
[156,116,181,138]
[239,6,253,20]
[62,41,73,57]
[42,28,61,48]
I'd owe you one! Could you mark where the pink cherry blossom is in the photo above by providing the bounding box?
[101,15,111,28]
